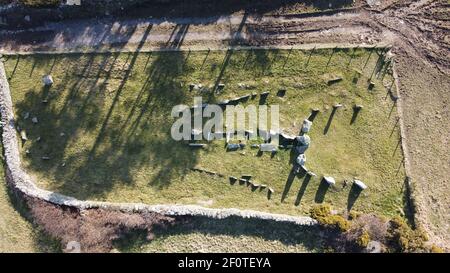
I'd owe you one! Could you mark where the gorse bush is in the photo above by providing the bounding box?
[430,245,444,253]
[356,230,370,248]
[310,204,351,232]
[388,216,428,253]
[18,0,60,7]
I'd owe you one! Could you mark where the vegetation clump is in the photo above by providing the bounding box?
[310,204,351,232]
[355,230,370,248]
[387,216,428,253]
[430,245,444,253]
[18,0,60,8]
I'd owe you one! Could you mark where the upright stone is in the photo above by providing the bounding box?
[323,176,336,185]
[302,119,312,133]
[42,75,53,86]
[354,179,368,190]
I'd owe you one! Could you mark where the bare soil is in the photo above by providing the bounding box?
[0,0,449,248]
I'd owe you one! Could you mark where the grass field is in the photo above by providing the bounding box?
[114,217,324,253]
[3,47,406,218]
[0,146,60,252]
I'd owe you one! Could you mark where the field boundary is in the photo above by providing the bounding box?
[0,45,416,233]
[0,60,317,226]
[391,63,418,228]
[0,43,390,55]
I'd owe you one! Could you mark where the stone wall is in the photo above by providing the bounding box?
[0,60,317,226]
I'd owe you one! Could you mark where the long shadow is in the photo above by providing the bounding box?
[295,174,312,206]
[14,24,201,198]
[347,183,362,211]
[114,216,326,252]
[314,178,331,203]
[350,107,361,125]
[166,24,190,48]
[89,24,152,157]
[402,177,416,227]
[8,55,20,80]
[323,107,337,135]
[281,169,297,202]
[308,109,320,122]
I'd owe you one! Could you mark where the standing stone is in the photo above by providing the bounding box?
[296,135,311,146]
[20,130,28,141]
[296,154,306,166]
[354,105,363,111]
[302,119,313,133]
[323,176,336,185]
[260,143,277,152]
[42,75,54,86]
[277,89,287,97]
[354,179,368,190]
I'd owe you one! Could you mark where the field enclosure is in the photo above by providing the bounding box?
[3,47,407,218]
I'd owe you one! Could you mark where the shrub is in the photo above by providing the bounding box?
[310,204,331,219]
[27,197,174,252]
[356,230,370,248]
[388,216,428,252]
[348,210,362,220]
[18,0,60,8]
[310,204,351,232]
[430,245,444,253]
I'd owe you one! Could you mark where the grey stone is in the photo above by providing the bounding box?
[31,117,38,124]
[226,143,241,151]
[260,143,277,152]
[354,179,368,190]
[188,143,206,148]
[241,175,252,180]
[20,130,27,141]
[296,154,306,166]
[366,241,382,253]
[327,77,342,85]
[302,119,312,133]
[296,135,311,146]
[323,176,336,185]
[42,75,53,86]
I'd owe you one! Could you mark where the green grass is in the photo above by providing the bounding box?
[3,48,406,218]
[114,217,324,253]
[0,145,60,253]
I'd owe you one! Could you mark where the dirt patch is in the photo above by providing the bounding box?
[25,196,175,252]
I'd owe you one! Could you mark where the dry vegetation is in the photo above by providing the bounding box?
[27,196,174,252]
